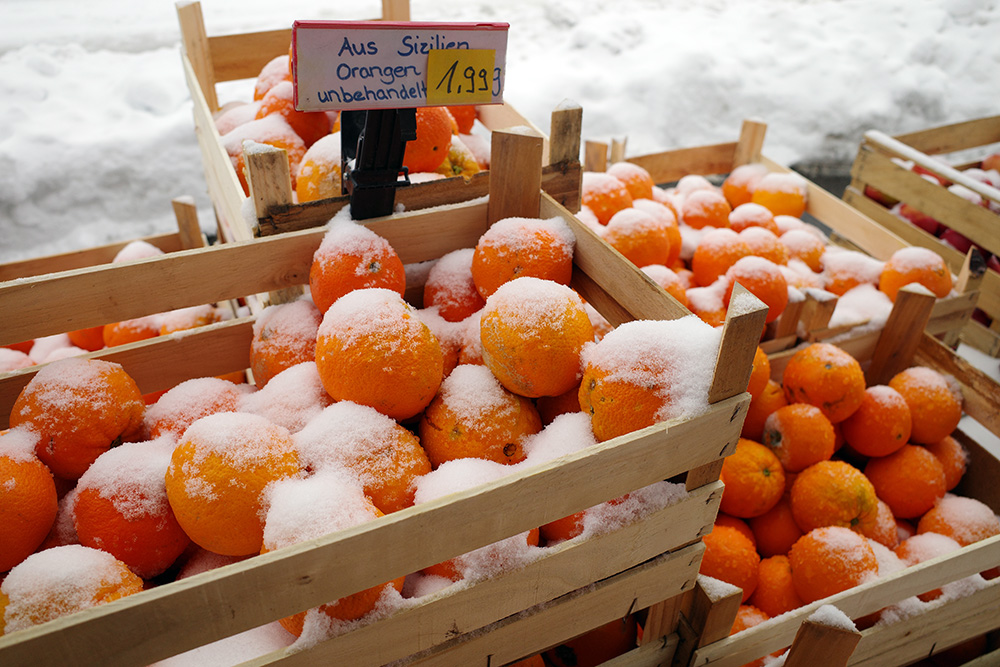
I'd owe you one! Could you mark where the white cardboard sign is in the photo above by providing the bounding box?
[292,20,509,112]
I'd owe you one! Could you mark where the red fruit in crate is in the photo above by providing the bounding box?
[987,254,1000,273]
[864,184,896,207]
[544,615,638,667]
[982,152,1000,172]
[940,228,973,254]
[911,163,949,186]
[896,202,941,236]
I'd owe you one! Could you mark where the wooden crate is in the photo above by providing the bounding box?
[842,115,1000,356]
[607,119,981,356]
[664,292,1000,667]
[175,0,582,246]
[0,131,767,666]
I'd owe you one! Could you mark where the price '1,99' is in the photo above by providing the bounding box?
[426,49,499,105]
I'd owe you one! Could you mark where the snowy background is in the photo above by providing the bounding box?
[1,0,999,262]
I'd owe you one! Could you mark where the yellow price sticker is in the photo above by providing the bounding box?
[426,49,496,105]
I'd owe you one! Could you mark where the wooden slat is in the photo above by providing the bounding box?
[585,140,608,172]
[865,285,936,386]
[671,576,743,667]
[783,617,861,667]
[628,141,738,185]
[549,103,584,166]
[690,537,1000,667]
[733,119,767,166]
[247,487,718,666]
[175,0,218,110]
[487,127,544,224]
[0,232,185,281]
[208,29,294,84]
[475,102,549,163]
[0,396,747,666]
[914,333,1000,440]
[171,196,206,250]
[891,114,1000,158]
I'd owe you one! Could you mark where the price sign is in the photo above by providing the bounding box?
[292,21,508,112]
[426,49,495,105]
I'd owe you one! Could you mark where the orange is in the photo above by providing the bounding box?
[681,188,732,229]
[762,403,836,472]
[315,288,444,422]
[164,412,301,556]
[719,438,786,519]
[159,305,224,336]
[600,207,672,268]
[403,106,456,173]
[699,524,760,602]
[715,513,757,549]
[606,161,655,201]
[641,264,689,308]
[789,460,879,534]
[779,229,826,273]
[103,315,161,348]
[751,172,808,218]
[923,435,968,491]
[221,115,307,196]
[10,358,145,480]
[865,444,947,519]
[67,326,105,352]
[250,298,322,389]
[261,473,404,633]
[535,384,585,425]
[749,494,803,558]
[294,399,433,514]
[458,311,485,366]
[862,498,901,549]
[74,440,190,579]
[295,132,342,203]
[739,227,788,266]
[917,494,1000,547]
[722,163,769,208]
[633,198,682,267]
[685,284,729,327]
[821,249,884,296]
[749,555,805,618]
[888,366,963,445]
[730,605,784,667]
[788,526,878,603]
[781,343,866,424]
[746,346,771,402]
[255,80,331,147]
[729,202,779,235]
[417,307,465,379]
[839,385,912,458]
[237,360,333,434]
[144,376,246,440]
[0,348,34,373]
[742,379,788,442]
[581,171,633,225]
[0,545,143,634]
[435,135,482,180]
[253,54,291,101]
[446,105,476,134]
[424,248,487,323]
[691,228,752,287]
[675,174,717,197]
[471,216,575,301]
[578,317,720,442]
[3,340,33,354]
[309,218,406,315]
[544,615,638,667]
[0,431,58,572]
[480,277,593,399]
[894,532,962,601]
[724,256,789,324]
[878,247,953,301]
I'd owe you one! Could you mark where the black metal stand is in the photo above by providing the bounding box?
[341,108,417,220]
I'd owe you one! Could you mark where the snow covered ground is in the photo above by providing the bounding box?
[1,0,999,261]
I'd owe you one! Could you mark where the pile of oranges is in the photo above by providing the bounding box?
[0,204,720,658]
[699,340,1000,660]
[215,49,488,203]
[579,161,957,331]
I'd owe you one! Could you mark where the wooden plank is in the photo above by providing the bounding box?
[689,536,1000,667]
[846,580,1000,667]
[0,396,747,666]
[610,137,627,164]
[208,29,294,84]
[549,103,583,166]
[487,127,544,224]
[0,319,254,431]
[474,102,549,164]
[914,333,1000,440]
[247,489,717,666]
[628,141,738,185]
[175,0,218,110]
[381,0,410,21]
[893,114,1000,155]
[865,285,936,386]
[733,119,767,166]
[171,196,206,250]
[783,617,861,667]
[0,232,185,281]
[639,590,692,647]
[585,140,608,172]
